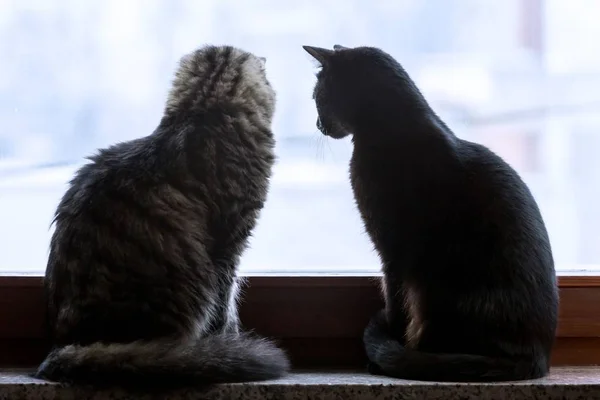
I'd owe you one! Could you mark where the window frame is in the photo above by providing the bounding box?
[1,0,598,371]
[1,274,599,368]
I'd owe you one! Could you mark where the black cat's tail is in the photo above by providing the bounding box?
[364,311,548,382]
[34,332,290,387]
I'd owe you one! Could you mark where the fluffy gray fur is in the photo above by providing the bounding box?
[34,45,290,387]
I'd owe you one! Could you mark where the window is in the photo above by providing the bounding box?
[1,0,599,369]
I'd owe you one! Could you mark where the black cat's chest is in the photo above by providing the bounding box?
[349,146,417,257]
[348,138,461,263]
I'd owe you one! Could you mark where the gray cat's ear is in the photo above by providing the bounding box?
[259,56,266,65]
[303,45,334,66]
[333,44,348,51]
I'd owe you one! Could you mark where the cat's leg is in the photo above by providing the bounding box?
[207,230,253,334]
[207,208,260,335]
[205,268,240,335]
[223,276,243,334]
[216,273,243,335]
[382,272,410,344]
[364,309,388,375]
[365,270,411,374]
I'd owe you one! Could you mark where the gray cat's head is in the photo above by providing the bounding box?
[166,45,276,122]
[303,44,415,139]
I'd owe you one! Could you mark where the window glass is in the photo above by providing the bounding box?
[1,0,599,274]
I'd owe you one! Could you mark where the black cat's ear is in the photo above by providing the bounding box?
[333,44,348,51]
[303,45,334,66]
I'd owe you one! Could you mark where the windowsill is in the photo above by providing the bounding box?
[2,367,599,399]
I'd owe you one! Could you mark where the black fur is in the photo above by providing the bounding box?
[304,44,558,382]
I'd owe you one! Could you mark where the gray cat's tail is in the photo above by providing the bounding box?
[34,332,290,387]
[364,311,548,382]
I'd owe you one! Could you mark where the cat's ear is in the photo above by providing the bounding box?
[333,44,348,51]
[303,45,334,66]
[259,56,267,65]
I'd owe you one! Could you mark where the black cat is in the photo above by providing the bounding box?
[303,44,558,382]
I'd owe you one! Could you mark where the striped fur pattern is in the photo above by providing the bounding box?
[35,45,290,387]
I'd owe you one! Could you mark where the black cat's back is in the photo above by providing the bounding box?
[357,128,557,381]
[304,44,558,382]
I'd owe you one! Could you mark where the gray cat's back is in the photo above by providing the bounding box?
[48,134,210,345]
[38,45,288,387]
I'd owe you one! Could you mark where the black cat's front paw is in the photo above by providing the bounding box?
[367,361,383,376]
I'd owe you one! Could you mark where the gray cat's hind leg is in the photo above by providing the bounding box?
[205,270,241,335]
[223,277,243,334]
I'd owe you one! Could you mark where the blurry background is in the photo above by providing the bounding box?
[1,0,599,274]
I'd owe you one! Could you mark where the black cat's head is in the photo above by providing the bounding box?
[303,44,410,139]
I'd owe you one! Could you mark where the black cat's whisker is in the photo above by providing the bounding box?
[323,135,336,162]
[312,133,325,162]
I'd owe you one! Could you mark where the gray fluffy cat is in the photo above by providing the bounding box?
[34,45,290,386]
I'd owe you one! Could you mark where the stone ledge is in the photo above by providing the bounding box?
[1,367,599,399]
